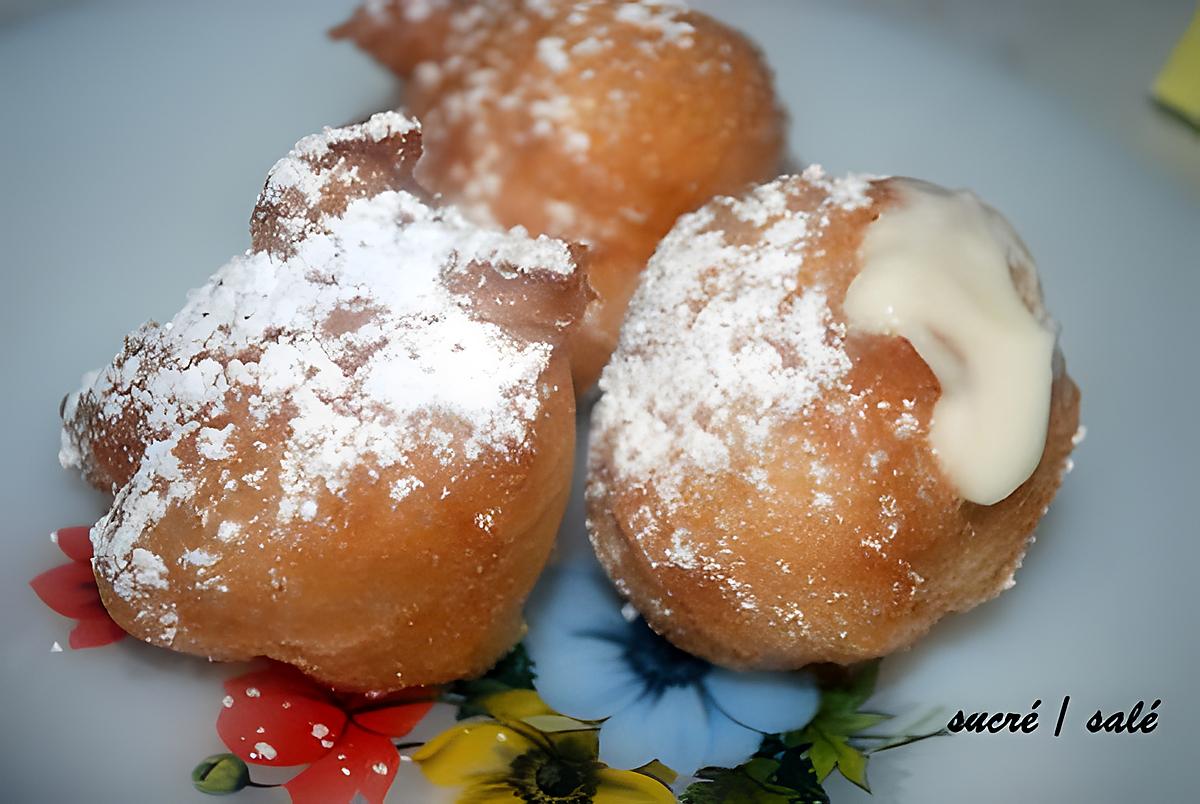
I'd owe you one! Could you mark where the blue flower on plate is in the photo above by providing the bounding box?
[524,563,820,775]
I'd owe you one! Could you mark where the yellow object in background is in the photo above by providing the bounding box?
[1154,7,1200,129]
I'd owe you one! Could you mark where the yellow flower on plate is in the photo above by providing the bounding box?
[413,690,676,803]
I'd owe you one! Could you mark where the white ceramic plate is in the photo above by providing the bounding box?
[2,1,1197,801]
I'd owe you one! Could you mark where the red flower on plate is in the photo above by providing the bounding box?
[218,663,436,804]
[29,526,126,649]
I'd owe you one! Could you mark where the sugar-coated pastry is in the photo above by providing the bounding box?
[59,113,590,691]
[334,0,785,391]
[587,170,1081,669]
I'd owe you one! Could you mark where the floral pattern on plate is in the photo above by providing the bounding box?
[30,525,942,802]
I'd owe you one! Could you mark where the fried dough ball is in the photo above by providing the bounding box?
[59,113,591,691]
[334,0,786,392]
[588,170,1081,669]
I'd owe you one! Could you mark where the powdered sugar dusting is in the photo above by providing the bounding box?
[196,424,236,460]
[537,36,570,73]
[614,0,695,44]
[267,113,418,206]
[256,113,422,254]
[590,169,1075,657]
[593,174,865,504]
[400,0,704,226]
[63,113,580,611]
[590,171,885,622]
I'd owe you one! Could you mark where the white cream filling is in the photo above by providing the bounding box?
[845,178,1056,505]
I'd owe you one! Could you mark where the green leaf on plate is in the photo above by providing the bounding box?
[802,724,870,790]
[191,753,250,796]
[680,756,829,804]
[773,746,826,796]
[784,660,887,792]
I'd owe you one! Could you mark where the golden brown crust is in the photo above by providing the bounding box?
[96,366,577,689]
[61,115,587,690]
[587,173,1081,669]
[333,0,786,392]
[62,119,432,495]
[249,119,426,258]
